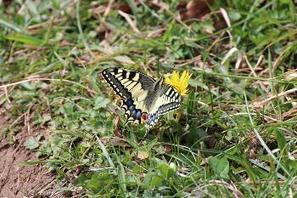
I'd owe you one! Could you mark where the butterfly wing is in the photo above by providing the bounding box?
[102,67,155,123]
[145,85,181,126]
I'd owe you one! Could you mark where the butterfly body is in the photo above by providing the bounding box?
[102,68,181,127]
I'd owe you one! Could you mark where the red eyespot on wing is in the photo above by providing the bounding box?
[141,113,148,121]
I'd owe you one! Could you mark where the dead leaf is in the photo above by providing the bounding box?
[118,3,133,13]
[178,0,214,21]
[114,115,122,137]
[285,69,297,80]
[113,55,135,64]
[73,54,92,65]
[282,107,297,120]
[100,136,129,147]
[247,134,259,159]
[60,39,70,47]
[164,145,172,153]
[118,10,141,34]
[116,0,141,14]
[177,0,227,30]
[136,150,149,160]
[151,0,169,11]
[3,0,13,7]
[146,27,166,38]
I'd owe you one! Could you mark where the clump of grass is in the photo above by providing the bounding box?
[1,0,297,196]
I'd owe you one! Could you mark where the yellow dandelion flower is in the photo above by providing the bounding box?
[164,70,192,96]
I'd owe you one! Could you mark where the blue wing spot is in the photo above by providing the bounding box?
[126,99,133,106]
[129,105,134,111]
[147,114,159,126]
[135,110,141,119]
[123,98,143,123]
[131,109,136,116]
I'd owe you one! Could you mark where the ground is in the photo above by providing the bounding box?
[0,109,56,197]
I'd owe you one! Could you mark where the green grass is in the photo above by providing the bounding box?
[1,0,297,196]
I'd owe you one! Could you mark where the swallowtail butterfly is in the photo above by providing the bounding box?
[102,68,181,127]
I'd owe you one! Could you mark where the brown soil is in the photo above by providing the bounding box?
[0,111,57,197]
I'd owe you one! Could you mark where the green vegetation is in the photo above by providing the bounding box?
[1,0,297,196]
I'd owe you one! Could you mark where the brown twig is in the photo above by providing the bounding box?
[253,88,297,108]
[118,10,141,34]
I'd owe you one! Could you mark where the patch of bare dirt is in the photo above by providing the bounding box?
[0,110,56,197]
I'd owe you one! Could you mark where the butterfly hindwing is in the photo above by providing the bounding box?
[122,99,142,123]
[145,85,181,126]
[147,85,181,115]
[157,86,181,115]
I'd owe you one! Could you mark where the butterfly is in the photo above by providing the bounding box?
[102,68,181,127]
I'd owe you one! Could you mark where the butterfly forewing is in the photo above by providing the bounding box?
[103,67,155,102]
[102,68,132,99]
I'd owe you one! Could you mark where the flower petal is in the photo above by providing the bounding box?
[164,70,192,96]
